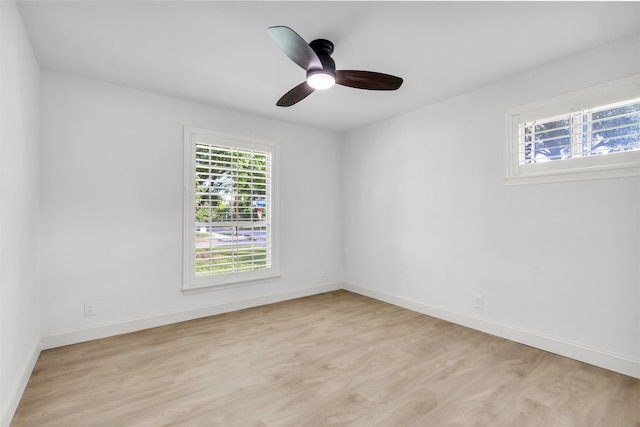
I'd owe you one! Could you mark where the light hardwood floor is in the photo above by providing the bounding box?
[11,290,640,426]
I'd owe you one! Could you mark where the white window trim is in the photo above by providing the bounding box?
[505,74,640,185]
[183,126,280,294]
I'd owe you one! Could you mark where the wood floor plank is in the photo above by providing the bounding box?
[11,290,640,426]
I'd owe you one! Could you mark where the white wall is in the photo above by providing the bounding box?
[343,34,640,372]
[0,1,42,425]
[39,71,343,340]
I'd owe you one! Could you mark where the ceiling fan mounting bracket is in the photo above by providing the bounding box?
[309,39,334,56]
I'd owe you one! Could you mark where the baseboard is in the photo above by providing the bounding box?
[36,281,640,379]
[42,283,342,350]
[1,339,41,427]
[343,283,640,379]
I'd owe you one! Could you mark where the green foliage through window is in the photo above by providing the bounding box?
[194,144,271,277]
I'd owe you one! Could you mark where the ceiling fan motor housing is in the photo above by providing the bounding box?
[308,39,336,79]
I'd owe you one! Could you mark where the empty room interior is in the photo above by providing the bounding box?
[2,1,640,426]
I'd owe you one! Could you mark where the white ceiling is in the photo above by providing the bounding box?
[16,1,640,132]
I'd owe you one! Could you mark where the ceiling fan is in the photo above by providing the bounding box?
[268,26,404,107]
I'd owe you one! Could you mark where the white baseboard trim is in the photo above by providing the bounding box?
[343,283,640,379]
[1,339,41,427]
[42,283,342,350]
[38,282,640,379]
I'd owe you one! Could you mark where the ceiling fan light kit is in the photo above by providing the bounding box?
[306,71,335,90]
[268,26,403,106]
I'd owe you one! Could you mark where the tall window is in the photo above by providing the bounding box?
[506,75,640,185]
[183,127,278,292]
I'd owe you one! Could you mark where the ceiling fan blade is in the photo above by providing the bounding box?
[268,26,322,71]
[335,70,403,90]
[276,81,315,107]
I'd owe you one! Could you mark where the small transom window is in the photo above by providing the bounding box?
[506,75,640,185]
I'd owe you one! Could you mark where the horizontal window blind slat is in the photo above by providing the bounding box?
[193,140,273,280]
[519,96,640,165]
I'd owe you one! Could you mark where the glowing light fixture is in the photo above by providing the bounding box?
[307,71,335,90]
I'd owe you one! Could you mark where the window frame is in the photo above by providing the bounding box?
[505,74,640,185]
[183,126,280,294]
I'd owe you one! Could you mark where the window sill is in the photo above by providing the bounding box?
[183,274,281,295]
[505,158,640,185]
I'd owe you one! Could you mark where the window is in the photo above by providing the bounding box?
[505,74,640,185]
[183,127,279,292]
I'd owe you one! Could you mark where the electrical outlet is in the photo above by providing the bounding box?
[84,301,96,316]
[474,294,484,309]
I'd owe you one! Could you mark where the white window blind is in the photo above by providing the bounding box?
[505,74,640,185]
[519,97,640,164]
[183,127,278,292]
